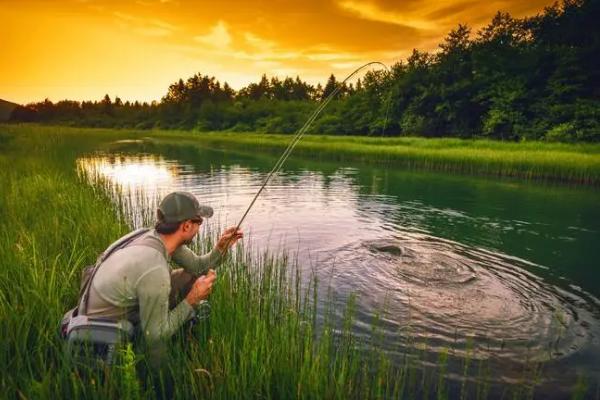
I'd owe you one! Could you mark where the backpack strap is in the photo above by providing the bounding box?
[79,228,151,315]
[128,235,166,256]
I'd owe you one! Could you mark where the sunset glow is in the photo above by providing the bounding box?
[1,0,555,104]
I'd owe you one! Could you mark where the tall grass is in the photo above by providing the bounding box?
[151,130,600,185]
[4,124,600,185]
[0,125,417,398]
[0,124,596,398]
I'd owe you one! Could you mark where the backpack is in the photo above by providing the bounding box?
[60,228,163,365]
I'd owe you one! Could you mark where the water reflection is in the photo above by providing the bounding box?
[77,149,600,391]
[336,234,592,362]
[77,154,179,193]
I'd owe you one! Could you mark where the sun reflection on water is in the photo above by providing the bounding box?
[77,154,184,227]
[78,155,177,189]
[75,150,600,387]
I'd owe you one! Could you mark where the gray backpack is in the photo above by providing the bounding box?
[60,228,162,365]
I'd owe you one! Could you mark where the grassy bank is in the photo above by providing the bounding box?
[0,126,436,398]
[151,130,600,186]
[8,123,600,185]
[0,124,595,399]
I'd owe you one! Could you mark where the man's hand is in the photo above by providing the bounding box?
[216,227,243,254]
[185,269,217,306]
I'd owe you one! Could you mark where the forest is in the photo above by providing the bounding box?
[9,0,599,142]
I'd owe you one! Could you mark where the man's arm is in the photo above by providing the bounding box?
[171,245,222,276]
[136,266,194,342]
[171,227,243,275]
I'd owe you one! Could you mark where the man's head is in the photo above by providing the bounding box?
[155,192,213,244]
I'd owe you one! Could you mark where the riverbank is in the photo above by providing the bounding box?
[0,125,437,398]
[152,130,600,186]
[0,124,595,398]
[5,123,600,185]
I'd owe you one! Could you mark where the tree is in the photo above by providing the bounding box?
[163,79,186,103]
[238,74,271,100]
[322,74,339,100]
[7,0,598,141]
[101,94,113,116]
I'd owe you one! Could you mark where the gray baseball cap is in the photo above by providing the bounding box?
[157,191,213,223]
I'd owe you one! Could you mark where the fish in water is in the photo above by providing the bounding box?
[365,240,404,256]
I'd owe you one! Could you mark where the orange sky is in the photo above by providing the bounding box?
[1,0,555,104]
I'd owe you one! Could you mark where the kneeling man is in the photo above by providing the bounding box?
[84,191,242,356]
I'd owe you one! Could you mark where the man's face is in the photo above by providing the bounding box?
[181,217,202,245]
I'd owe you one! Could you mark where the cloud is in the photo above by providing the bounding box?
[194,20,232,48]
[337,1,435,30]
[307,52,359,62]
[425,0,481,21]
[135,26,172,37]
[3,0,558,102]
[113,11,176,37]
[244,32,276,51]
[330,61,365,70]
[341,0,554,35]
[114,11,136,22]
[230,49,300,62]
[271,67,300,77]
[253,60,280,69]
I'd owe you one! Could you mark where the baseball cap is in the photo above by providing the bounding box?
[157,191,214,223]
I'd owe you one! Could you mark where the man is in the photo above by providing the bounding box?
[84,191,242,352]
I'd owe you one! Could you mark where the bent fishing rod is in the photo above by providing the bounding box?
[222,61,391,248]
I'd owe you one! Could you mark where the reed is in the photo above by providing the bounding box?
[153,130,600,185]
[4,124,599,185]
[0,124,597,398]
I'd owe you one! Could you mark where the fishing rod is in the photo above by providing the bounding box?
[223,61,391,247]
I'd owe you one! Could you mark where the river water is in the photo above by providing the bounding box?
[78,139,600,396]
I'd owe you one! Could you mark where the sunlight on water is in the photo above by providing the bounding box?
[77,148,600,387]
[77,155,183,227]
[77,155,178,192]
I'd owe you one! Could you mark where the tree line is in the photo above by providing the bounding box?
[9,0,599,142]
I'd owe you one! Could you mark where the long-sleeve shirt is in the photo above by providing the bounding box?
[86,228,222,342]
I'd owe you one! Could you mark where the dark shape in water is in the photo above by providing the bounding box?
[368,241,404,256]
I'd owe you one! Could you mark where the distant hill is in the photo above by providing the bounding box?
[0,99,19,121]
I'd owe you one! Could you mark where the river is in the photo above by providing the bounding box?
[78,138,600,397]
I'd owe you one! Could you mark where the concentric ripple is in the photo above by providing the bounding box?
[327,233,597,363]
[77,151,600,387]
[365,239,477,285]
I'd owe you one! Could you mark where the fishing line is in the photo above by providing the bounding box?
[227,61,391,241]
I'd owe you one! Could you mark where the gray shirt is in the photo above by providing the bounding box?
[86,228,222,342]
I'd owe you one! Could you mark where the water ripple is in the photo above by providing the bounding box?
[326,233,598,363]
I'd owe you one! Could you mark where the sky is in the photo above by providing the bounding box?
[1,0,555,104]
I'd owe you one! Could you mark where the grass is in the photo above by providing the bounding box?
[148,130,600,186]
[0,125,421,398]
[0,124,597,398]
[4,123,600,185]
